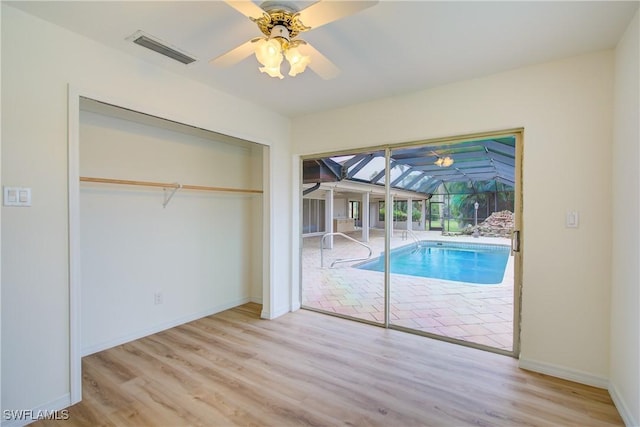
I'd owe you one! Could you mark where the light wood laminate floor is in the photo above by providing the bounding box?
[34,303,623,426]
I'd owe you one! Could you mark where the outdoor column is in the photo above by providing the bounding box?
[421,199,427,230]
[325,188,334,249]
[407,197,413,231]
[361,192,370,242]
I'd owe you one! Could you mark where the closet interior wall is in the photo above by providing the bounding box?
[79,106,263,356]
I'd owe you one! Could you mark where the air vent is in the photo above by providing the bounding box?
[128,31,196,65]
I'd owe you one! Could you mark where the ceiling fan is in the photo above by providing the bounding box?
[210,1,378,80]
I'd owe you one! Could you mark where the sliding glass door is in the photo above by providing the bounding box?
[300,132,521,356]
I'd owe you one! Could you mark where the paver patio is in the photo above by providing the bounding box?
[302,228,515,352]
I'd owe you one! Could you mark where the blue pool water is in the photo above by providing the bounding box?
[356,241,510,285]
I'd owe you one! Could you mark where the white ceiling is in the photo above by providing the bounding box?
[7,1,639,118]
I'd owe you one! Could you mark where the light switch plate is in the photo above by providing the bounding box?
[566,211,579,228]
[3,186,32,207]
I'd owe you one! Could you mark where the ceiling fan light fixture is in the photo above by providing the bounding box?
[434,155,454,167]
[252,10,312,79]
[214,1,378,80]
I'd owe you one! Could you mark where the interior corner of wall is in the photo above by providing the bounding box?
[609,380,639,427]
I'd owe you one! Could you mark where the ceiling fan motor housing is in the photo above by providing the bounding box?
[253,9,310,40]
[270,24,290,44]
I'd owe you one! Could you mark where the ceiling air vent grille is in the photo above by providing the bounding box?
[129,31,196,65]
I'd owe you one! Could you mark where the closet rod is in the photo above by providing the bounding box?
[79,176,263,194]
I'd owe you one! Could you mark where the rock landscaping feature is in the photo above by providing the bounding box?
[459,210,514,237]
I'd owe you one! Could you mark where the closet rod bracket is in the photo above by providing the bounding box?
[163,183,182,208]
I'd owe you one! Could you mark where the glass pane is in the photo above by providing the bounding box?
[379,163,409,185]
[349,155,385,182]
[396,170,422,189]
[330,155,354,165]
[301,150,384,325]
[389,139,516,352]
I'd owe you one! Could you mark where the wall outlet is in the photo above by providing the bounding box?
[154,292,163,305]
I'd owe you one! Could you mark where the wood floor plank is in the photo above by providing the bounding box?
[33,304,623,426]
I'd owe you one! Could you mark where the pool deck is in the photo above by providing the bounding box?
[302,229,515,352]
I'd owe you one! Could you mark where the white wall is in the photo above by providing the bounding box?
[1,4,291,419]
[610,10,640,427]
[292,51,615,384]
[79,111,262,355]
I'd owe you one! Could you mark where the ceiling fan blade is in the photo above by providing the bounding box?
[224,1,265,19]
[300,43,340,80]
[298,0,378,29]
[209,39,256,67]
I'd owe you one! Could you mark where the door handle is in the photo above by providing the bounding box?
[512,230,520,253]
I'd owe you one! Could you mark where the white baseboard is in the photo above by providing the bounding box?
[81,297,252,356]
[261,305,290,320]
[1,393,70,427]
[609,382,639,427]
[249,296,263,304]
[519,359,639,425]
[518,358,609,389]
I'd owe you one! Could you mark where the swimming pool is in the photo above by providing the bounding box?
[356,241,510,285]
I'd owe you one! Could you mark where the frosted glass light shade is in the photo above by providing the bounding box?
[259,65,284,79]
[285,46,311,77]
[254,38,284,78]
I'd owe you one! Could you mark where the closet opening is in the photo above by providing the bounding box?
[68,93,268,403]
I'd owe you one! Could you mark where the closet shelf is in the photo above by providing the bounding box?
[80,176,262,196]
